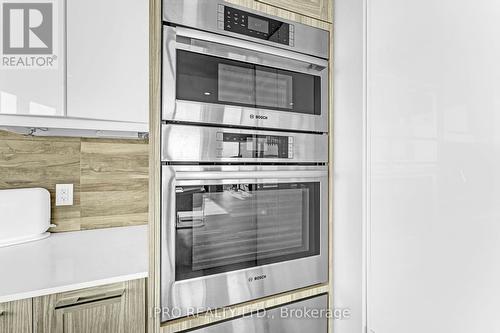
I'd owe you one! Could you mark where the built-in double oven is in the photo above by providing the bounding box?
[161,0,330,322]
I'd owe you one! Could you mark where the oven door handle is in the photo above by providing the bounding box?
[175,169,327,181]
[174,26,328,69]
[176,214,206,229]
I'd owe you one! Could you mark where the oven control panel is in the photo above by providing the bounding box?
[216,132,294,159]
[217,4,294,46]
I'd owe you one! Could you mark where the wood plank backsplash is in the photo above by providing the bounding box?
[0,130,148,232]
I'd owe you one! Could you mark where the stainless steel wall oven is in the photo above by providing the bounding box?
[161,163,328,321]
[161,0,329,323]
[162,0,329,133]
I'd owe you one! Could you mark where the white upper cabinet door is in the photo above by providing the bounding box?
[0,0,64,117]
[66,0,148,124]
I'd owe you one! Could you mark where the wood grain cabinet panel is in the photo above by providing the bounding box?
[0,130,149,232]
[54,298,124,333]
[34,279,145,333]
[256,0,332,22]
[0,299,33,333]
[224,0,331,30]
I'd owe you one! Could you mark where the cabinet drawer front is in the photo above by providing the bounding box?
[55,297,125,333]
[55,283,126,308]
[0,299,33,333]
[34,279,145,333]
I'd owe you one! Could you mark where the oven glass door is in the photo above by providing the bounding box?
[176,50,321,116]
[175,181,320,280]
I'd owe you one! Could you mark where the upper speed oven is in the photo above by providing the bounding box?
[162,0,330,133]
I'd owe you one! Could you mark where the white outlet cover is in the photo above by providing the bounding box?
[55,184,74,206]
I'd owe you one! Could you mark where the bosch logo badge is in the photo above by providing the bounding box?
[250,114,268,120]
[248,274,267,283]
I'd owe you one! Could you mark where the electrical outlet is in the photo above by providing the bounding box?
[56,184,74,206]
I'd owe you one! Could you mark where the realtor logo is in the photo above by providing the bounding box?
[1,1,57,68]
[3,3,52,54]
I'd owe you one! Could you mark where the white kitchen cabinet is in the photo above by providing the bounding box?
[0,0,65,117]
[66,0,148,124]
[0,67,64,117]
[0,0,148,134]
[332,1,364,333]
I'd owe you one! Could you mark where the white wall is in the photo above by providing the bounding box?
[367,0,500,332]
[333,0,366,332]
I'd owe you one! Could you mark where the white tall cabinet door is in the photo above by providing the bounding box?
[0,0,64,117]
[368,0,500,332]
[332,0,365,332]
[66,0,148,123]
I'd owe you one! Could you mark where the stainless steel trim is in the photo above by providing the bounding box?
[161,165,328,322]
[175,27,328,67]
[162,26,329,133]
[176,216,206,229]
[174,27,327,75]
[163,0,329,59]
[188,295,328,333]
[174,170,327,180]
[163,25,176,129]
[161,124,328,163]
[166,101,329,134]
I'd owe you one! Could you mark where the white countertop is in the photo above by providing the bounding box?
[0,225,148,303]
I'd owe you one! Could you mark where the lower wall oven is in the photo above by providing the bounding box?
[161,125,328,322]
[186,294,328,333]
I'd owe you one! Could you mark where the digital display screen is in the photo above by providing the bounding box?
[220,133,289,159]
[248,16,269,33]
